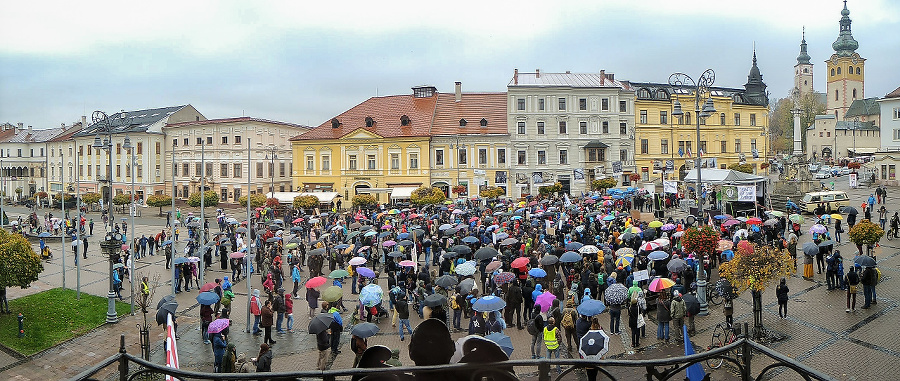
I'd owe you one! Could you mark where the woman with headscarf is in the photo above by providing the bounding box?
[254,343,273,373]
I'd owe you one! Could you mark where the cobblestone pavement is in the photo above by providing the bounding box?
[0,178,898,381]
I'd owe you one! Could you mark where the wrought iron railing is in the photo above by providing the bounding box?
[71,334,837,381]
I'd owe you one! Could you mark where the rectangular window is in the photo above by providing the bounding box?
[601,98,608,111]
[478,149,487,165]
[679,141,686,154]
[559,150,568,165]
[641,139,649,154]
[580,98,588,111]
[173,163,178,177]
[367,155,376,170]
[234,188,241,201]
[517,98,525,111]
[599,148,606,161]
[183,186,188,197]
[197,137,203,145]
[891,165,896,180]
[222,136,228,144]
[173,139,178,147]
[234,163,241,178]
[183,138,188,146]
[538,99,545,111]
[735,139,742,153]
[180,163,187,177]
[619,100,627,113]
[195,163,202,177]
[307,155,315,170]
[734,113,741,126]
[390,153,400,169]
[155,142,161,154]
[882,165,887,180]
[517,150,526,165]
[620,149,628,161]
[686,141,692,153]
[660,111,668,125]
[235,135,241,144]
[458,149,467,165]
[602,121,609,134]
[620,122,627,135]
[699,141,707,155]
[558,97,566,111]
[819,132,823,137]
[893,107,900,120]
[537,122,545,135]
[580,121,587,134]
[497,149,506,164]
[322,156,331,171]
[349,155,358,170]
[435,150,443,166]
[588,149,596,162]
[721,141,727,153]
[221,188,228,201]
[517,121,526,135]
[827,131,831,137]
[640,110,648,124]
[278,162,285,176]
[409,153,418,169]
[642,167,650,181]
[206,162,213,177]
[220,163,228,177]
[206,137,212,145]
[661,139,668,154]
[256,162,264,177]
[720,113,726,125]
[750,113,757,126]
[537,150,546,165]
[751,139,757,152]
[558,121,567,134]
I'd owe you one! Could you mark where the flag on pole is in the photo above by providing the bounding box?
[683,324,707,381]
[165,313,180,380]
[686,148,692,158]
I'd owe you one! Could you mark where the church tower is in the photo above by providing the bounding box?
[744,49,768,107]
[793,27,814,97]
[825,0,865,120]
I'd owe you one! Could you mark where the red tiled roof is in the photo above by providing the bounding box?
[47,124,83,142]
[165,116,309,129]
[431,93,508,136]
[290,94,438,141]
[885,86,900,99]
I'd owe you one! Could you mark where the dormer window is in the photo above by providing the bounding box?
[331,118,341,129]
[365,117,375,127]
[480,118,488,127]
[654,89,669,100]
[637,88,651,99]
[400,115,410,126]
[459,119,467,127]
[732,94,742,103]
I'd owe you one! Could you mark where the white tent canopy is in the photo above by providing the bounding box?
[266,192,341,204]
[390,187,418,200]
[682,168,766,185]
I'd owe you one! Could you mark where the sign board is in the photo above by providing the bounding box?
[612,161,623,174]
[663,181,678,194]
[573,168,585,181]
[633,270,649,281]
[849,173,858,188]
[737,185,756,201]
[665,160,675,172]
[532,172,545,185]
[495,171,507,185]
[721,185,738,201]
[473,169,486,176]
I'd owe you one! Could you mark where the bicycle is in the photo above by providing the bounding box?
[706,285,722,306]
[706,322,743,369]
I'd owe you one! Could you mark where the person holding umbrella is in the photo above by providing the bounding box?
[200,303,214,344]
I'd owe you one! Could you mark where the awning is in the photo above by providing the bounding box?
[266,192,302,204]
[583,140,610,149]
[303,192,341,203]
[848,147,877,154]
[266,191,341,204]
[390,187,418,200]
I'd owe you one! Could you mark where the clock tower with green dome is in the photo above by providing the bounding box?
[826,0,865,120]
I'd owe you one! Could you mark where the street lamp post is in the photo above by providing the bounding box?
[450,136,467,196]
[123,136,136,315]
[670,70,717,217]
[91,111,120,323]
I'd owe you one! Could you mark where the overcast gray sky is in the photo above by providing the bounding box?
[1,0,898,129]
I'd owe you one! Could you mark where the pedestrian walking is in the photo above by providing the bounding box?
[260,299,275,345]
[670,291,685,342]
[776,278,789,318]
[845,267,859,312]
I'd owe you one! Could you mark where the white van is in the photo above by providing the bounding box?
[799,191,850,214]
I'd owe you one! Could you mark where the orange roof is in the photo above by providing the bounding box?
[291,94,438,141]
[431,93,508,136]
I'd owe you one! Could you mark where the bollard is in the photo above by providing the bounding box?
[18,313,24,337]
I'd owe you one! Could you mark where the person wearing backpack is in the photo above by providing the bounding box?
[528,306,545,358]
[450,291,464,331]
[506,281,523,329]
[561,298,578,352]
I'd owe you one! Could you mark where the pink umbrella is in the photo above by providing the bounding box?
[485,260,502,273]
[722,219,741,227]
[207,318,230,334]
[293,218,304,223]
[121,244,130,251]
[399,260,416,267]
[535,291,557,313]
[381,225,393,230]
[229,252,245,259]
[469,216,479,223]
[382,240,397,247]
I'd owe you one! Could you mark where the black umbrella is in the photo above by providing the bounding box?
[235,227,248,233]
[666,258,688,273]
[474,247,499,260]
[266,237,280,243]
[818,240,836,247]
[155,302,178,325]
[459,278,476,294]
[309,248,326,256]
[854,255,876,267]
[844,206,859,215]
[350,322,380,338]
[802,242,819,257]
[444,228,459,236]
[715,279,736,299]
[540,254,559,266]
[398,240,414,247]
[451,245,472,256]
[578,330,610,360]
[387,250,403,258]
[681,294,700,315]
[435,275,459,289]
[156,294,176,309]
[423,293,447,307]
[309,313,335,334]
[442,250,459,258]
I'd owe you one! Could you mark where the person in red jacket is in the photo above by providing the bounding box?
[285,293,294,333]
[250,289,262,335]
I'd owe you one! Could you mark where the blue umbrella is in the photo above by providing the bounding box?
[602,215,615,221]
[713,215,729,220]
[722,249,735,261]
[577,299,606,316]
[560,251,583,263]
[495,232,509,240]
[484,333,514,357]
[647,250,669,261]
[462,236,479,244]
[472,295,507,312]
[378,232,392,239]
[565,242,584,251]
[359,284,383,307]
[334,243,350,250]
[161,240,173,246]
[290,226,303,232]
[364,230,378,237]
[528,268,547,278]
[38,232,53,238]
[397,232,410,239]
[173,257,190,265]
[196,291,220,305]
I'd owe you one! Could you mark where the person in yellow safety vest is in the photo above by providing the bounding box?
[543,317,561,373]
[141,276,150,296]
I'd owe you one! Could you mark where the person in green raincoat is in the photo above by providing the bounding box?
[627,280,642,301]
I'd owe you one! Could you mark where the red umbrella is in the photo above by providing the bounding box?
[305,276,327,289]
[293,218,304,223]
[511,257,530,268]
[746,217,763,225]
[199,282,218,293]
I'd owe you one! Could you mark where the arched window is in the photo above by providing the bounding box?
[849,65,853,73]
[331,118,341,129]
[837,67,842,75]
[365,117,375,127]
[803,68,809,73]
[685,112,691,125]
[638,89,651,99]
[856,67,861,75]
[480,118,488,127]
[459,119,467,127]
[831,68,835,76]
[804,80,808,85]
[400,115,410,126]
[853,89,857,99]
[655,89,668,100]
[835,90,839,101]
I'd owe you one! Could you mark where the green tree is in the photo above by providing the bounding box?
[145,194,172,216]
[479,186,505,199]
[538,182,562,196]
[768,93,826,154]
[591,177,618,191]
[719,242,794,337]
[352,194,377,208]
[187,190,219,208]
[411,187,446,206]
[294,195,319,209]
[53,192,76,205]
[112,193,132,206]
[238,193,267,208]
[728,163,754,174]
[81,192,101,208]
[848,219,884,254]
[0,229,44,290]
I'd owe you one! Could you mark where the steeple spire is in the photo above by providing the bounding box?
[744,48,767,106]
[797,26,811,64]
[832,0,859,56]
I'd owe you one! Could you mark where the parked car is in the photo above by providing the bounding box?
[814,170,832,179]
[840,168,851,176]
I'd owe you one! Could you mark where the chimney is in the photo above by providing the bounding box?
[28,125,32,132]
[536,69,540,78]
[455,82,462,102]
[600,70,605,85]
[514,69,518,85]
[17,122,23,132]
[565,70,571,74]
[82,115,87,130]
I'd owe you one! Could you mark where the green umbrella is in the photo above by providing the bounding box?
[284,242,298,249]
[322,286,343,302]
[346,231,361,241]
[789,213,805,224]
[329,269,350,278]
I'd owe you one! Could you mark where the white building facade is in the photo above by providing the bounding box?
[506,70,635,198]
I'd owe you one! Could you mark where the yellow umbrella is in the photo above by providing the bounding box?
[648,220,664,228]
[830,214,843,220]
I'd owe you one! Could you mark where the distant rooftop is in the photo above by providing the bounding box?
[509,70,632,90]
